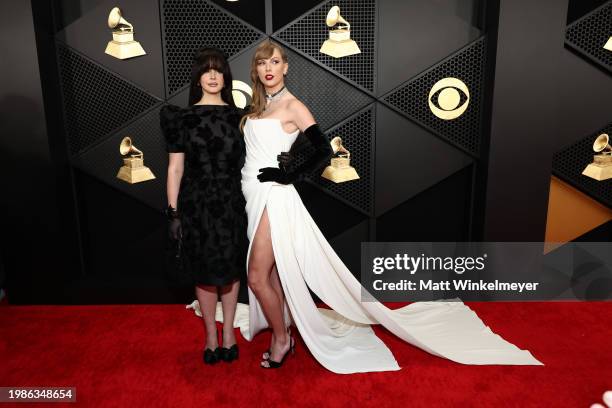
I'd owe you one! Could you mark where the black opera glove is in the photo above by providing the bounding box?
[257,151,295,184]
[257,124,333,185]
[257,167,294,184]
[277,151,293,171]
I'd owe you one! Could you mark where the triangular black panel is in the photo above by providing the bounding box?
[297,182,368,240]
[553,121,612,209]
[56,0,166,99]
[376,0,482,96]
[567,0,610,23]
[72,105,167,210]
[272,0,326,32]
[382,37,486,156]
[565,2,612,73]
[376,166,473,242]
[375,103,473,217]
[161,0,265,96]
[296,105,375,216]
[283,47,374,131]
[274,0,376,93]
[57,44,161,156]
[329,219,369,279]
[210,0,267,33]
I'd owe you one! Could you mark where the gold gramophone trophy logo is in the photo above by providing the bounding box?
[105,7,146,60]
[604,36,612,51]
[582,133,612,181]
[116,137,155,184]
[321,137,360,183]
[320,6,361,58]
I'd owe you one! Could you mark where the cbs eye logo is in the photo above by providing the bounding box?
[232,80,253,109]
[428,78,470,120]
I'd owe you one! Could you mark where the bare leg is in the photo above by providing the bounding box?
[247,208,290,366]
[265,264,287,357]
[270,264,285,320]
[219,279,239,348]
[195,284,219,350]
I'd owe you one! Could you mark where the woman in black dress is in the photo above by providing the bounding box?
[160,48,246,365]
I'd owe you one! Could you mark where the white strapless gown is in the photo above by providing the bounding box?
[189,117,543,373]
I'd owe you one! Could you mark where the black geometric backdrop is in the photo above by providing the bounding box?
[55,0,492,239]
[161,0,265,96]
[275,0,377,94]
[556,1,612,209]
[553,122,612,208]
[382,37,487,157]
[565,1,612,73]
[57,44,161,155]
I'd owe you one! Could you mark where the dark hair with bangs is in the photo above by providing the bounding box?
[188,47,236,107]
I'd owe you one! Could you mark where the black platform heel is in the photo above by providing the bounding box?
[203,347,221,364]
[261,336,295,369]
[220,344,239,362]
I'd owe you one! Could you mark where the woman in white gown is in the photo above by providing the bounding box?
[237,40,542,372]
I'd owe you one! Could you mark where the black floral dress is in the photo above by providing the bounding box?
[160,104,248,286]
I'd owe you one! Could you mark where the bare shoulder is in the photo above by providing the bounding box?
[286,98,315,130]
[286,98,310,115]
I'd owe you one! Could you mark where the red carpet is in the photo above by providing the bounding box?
[1,302,611,407]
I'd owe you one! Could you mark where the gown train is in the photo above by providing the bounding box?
[188,118,543,373]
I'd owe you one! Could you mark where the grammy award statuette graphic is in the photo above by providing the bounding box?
[116,137,155,184]
[105,7,146,60]
[321,137,360,183]
[428,77,470,120]
[320,6,361,58]
[582,133,612,181]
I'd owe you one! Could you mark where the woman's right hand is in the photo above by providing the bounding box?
[168,218,182,241]
[165,206,182,241]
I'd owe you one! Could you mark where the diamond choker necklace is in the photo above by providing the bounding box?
[265,86,287,102]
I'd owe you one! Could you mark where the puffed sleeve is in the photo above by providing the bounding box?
[229,106,246,129]
[159,104,185,153]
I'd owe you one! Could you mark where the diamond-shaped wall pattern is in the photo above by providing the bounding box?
[553,121,612,209]
[55,0,498,239]
[382,36,487,157]
[161,0,265,96]
[72,106,167,210]
[283,47,374,131]
[292,105,375,216]
[565,1,612,73]
[57,44,161,155]
[274,0,377,93]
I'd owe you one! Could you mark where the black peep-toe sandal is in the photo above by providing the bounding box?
[260,336,295,369]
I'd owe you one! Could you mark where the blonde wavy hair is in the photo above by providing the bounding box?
[240,40,288,131]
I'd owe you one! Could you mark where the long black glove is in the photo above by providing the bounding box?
[165,206,182,241]
[277,151,293,171]
[258,124,332,185]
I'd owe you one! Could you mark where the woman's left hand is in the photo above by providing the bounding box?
[257,167,294,184]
